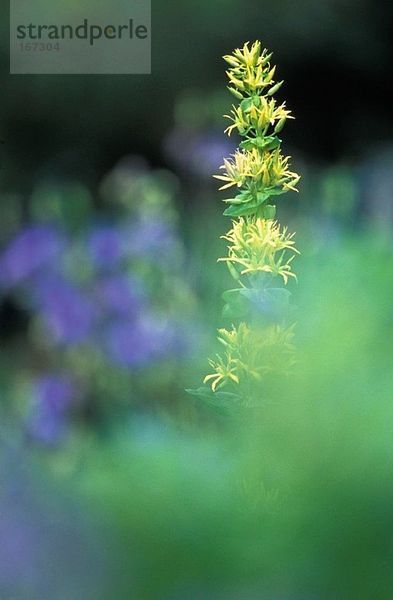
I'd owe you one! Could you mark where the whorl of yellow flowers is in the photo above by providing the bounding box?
[194,41,301,400]
[219,218,299,285]
[204,322,296,393]
[215,148,299,196]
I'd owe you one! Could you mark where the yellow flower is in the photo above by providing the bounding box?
[213,151,251,190]
[203,353,239,392]
[214,148,300,194]
[225,98,293,137]
[219,217,299,284]
[224,105,250,137]
[204,322,296,391]
[223,42,278,94]
[223,41,263,70]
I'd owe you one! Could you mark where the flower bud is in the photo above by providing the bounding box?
[267,81,284,96]
[261,52,273,66]
[227,86,244,100]
[223,55,240,68]
[227,73,245,91]
[274,116,287,134]
[265,65,276,83]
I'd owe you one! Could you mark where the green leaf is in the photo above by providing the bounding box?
[223,300,249,318]
[244,286,291,305]
[264,186,287,197]
[264,136,282,150]
[223,190,253,205]
[227,286,292,316]
[222,288,252,319]
[239,135,281,152]
[247,272,272,288]
[239,285,292,320]
[186,387,261,413]
[240,97,254,112]
[265,287,292,304]
[185,387,242,412]
[222,288,243,303]
[226,261,241,281]
[224,202,260,217]
[223,191,271,217]
[239,139,255,151]
[257,191,270,203]
[222,303,244,319]
[260,204,276,219]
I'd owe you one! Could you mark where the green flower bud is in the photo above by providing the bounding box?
[227,86,244,100]
[223,55,240,68]
[227,261,241,281]
[261,52,273,66]
[267,81,284,96]
[274,116,287,134]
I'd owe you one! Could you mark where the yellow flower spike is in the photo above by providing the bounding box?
[199,41,301,398]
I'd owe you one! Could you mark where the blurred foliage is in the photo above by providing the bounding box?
[2,228,393,598]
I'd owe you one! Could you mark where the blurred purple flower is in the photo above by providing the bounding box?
[27,375,75,445]
[0,452,108,596]
[104,316,174,368]
[164,128,236,178]
[190,131,236,177]
[0,225,64,288]
[87,225,123,269]
[33,276,96,345]
[96,274,143,317]
[126,218,176,258]
[0,512,38,588]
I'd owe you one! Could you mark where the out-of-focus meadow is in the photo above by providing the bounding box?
[1,1,393,598]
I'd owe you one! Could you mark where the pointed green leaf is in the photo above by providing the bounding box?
[240,97,254,112]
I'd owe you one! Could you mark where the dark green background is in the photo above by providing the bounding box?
[1,0,392,193]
